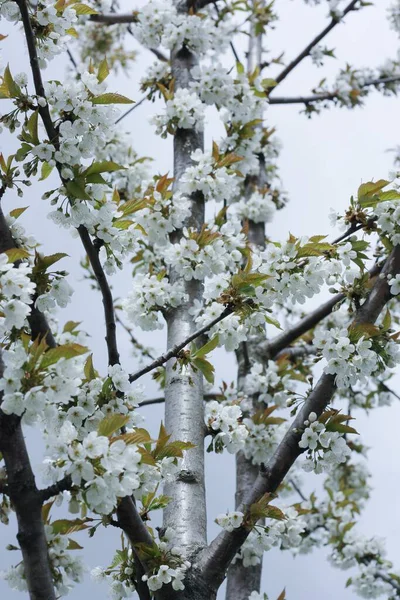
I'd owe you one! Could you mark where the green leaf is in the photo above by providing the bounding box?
[4,64,21,98]
[63,321,81,333]
[92,93,134,105]
[327,423,359,435]
[39,161,54,181]
[15,143,32,162]
[4,248,30,262]
[192,356,215,384]
[276,589,286,600]
[97,58,109,83]
[66,179,91,200]
[9,207,28,219]
[153,422,170,458]
[67,538,83,550]
[157,440,195,460]
[85,173,107,185]
[27,111,39,145]
[84,160,125,176]
[84,354,98,381]
[382,309,392,332]
[36,252,69,271]
[71,3,98,15]
[111,428,152,446]
[40,343,88,369]
[42,500,54,524]
[52,518,90,535]
[193,335,219,358]
[265,314,281,329]
[249,493,286,522]
[97,414,130,437]
[348,322,380,342]
[358,180,390,200]
[262,78,277,88]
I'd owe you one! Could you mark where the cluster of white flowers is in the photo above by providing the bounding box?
[122,273,188,330]
[309,45,326,67]
[0,254,35,334]
[205,401,249,453]
[132,0,230,54]
[5,214,37,249]
[164,226,243,282]
[299,412,351,473]
[35,76,118,169]
[1,523,85,596]
[215,510,244,532]
[350,561,398,598]
[314,326,400,388]
[374,199,400,245]
[388,0,400,36]
[190,63,235,107]
[330,531,388,571]
[36,0,78,66]
[193,301,249,351]
[255,241,335,307]
[45,421,151,514]
[233,190,276,224]
[142,563,190,593]
[36,277,74,313]
[92,527,190,597]
[0,1,78,66]
[242,418,286,466]
[135,192,191,246]
[234,507,306,567]
[49,200,141,275]
[151,88,205,136]
[180,149,240,203]
[244,362,295,407]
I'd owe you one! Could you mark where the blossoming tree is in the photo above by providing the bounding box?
[1,0,400,599]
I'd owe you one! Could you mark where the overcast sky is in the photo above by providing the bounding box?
[1,0,400,598]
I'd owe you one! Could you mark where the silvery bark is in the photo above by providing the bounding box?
[163,3,207,561]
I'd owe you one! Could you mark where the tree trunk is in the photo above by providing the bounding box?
[163,14,207,556]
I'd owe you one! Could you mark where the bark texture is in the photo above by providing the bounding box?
[0,210,57,599]
[163,6,207,557]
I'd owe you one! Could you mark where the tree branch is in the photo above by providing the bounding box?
[261,261,382,360]
[128,306,233,383]
[39,476,73,502]
[272,0,361,88]
[0,412,57,600]
[77,226,120,366]
[196,245,400,589]
[269,76,400,105]
[90,13,138,24]
[16,0,157,571]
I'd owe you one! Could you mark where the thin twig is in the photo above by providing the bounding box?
[115,311,156,360]
[213,1,241,64]
[269,76,400,105]
[128,306,233,382]
[272,0,361,88]
[78,227,120,366]
[115,95,148,124]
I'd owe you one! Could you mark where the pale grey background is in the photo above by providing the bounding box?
[1,0,400,598]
